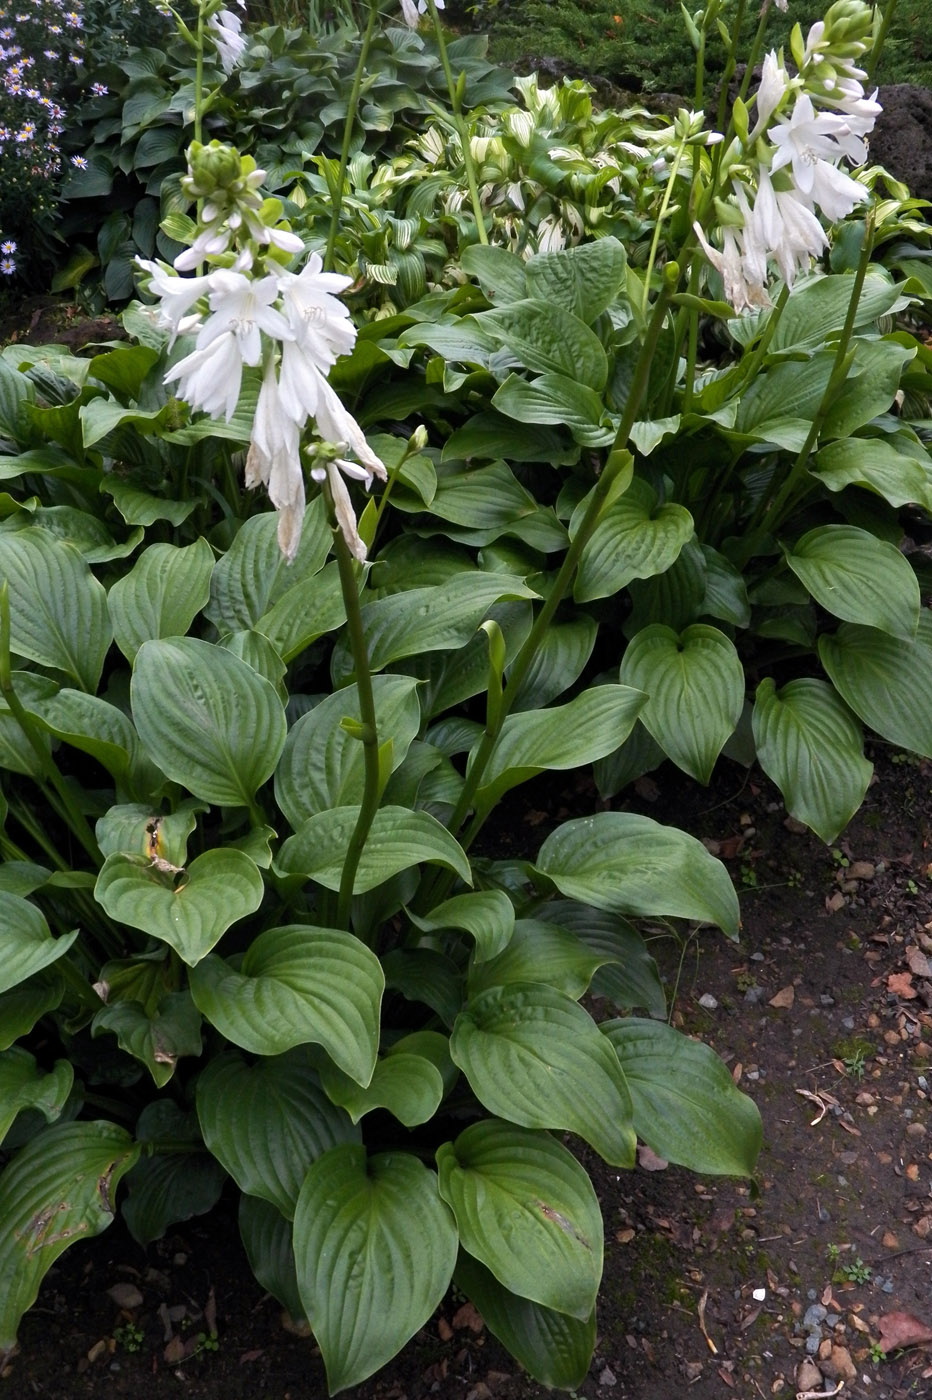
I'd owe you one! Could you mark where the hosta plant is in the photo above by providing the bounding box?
[0,142,761,1400]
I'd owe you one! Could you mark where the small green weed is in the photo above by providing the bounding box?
[113,1322,144,1353]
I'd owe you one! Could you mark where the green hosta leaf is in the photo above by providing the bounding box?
[468,919,608,1000]
[573,478,693,603]
[0,978,65,1050]
[0,1121,139,1351]
[239,1195,306,1323]
[257,560,346,663]
[619,624,744,783]
[510,614,597,711]
[438,1119,601,1319]
[24,688,144,788]
[412,461,538,537]
[132,638,287,806]
[752,677,871,843]
[492,373,609,443]
[472,299,608,391]
[348,574,538,676]
[122,1101,225,1246]
[459,244,528,303]
[101,479,198,528]
[94,849,264,966]
[0,892,79,994]
[733,354,833,442]
[206,502,331,635]
[278,806,471,894]
[474,684,645,807]
[454,1251,595,1389]
[409,889,515,964]
[536,901,666,1017]
[0,529,111,690]
[535,812,739,936]
[189,925,382,1084]
[96,800,203,865]
[441,411,577,466]
[294,1145,458,1393]
[0,1049,72,1145]
[701,545,751,628]
[525,236,627,324]
[821,338,916,439]
[785,525,920,640]
[108,539,214,662]
[382,948,464,1027]
[91,991,202,1087]
[770,269,903,354]
[819,613,932,757]
[812,438,932,512]
[625,537,707,633]
[196,1049,360,1218]
[221,628,286,695]
[319,1052,444,1127]
[602,1018,762,1176]
[274,676,421,829]
[450,984,635,1165]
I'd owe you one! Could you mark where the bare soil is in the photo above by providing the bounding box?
[4,748,932,1400]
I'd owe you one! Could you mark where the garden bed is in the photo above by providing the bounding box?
[7,747,932,1400]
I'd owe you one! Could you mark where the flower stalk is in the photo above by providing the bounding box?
[324,0,381,272]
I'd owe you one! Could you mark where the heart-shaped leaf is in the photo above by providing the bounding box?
[108,538,214,662]
[91,991,202,1087]
[0,528,111,690]
[573,478,693,603]
[752,677,872,843]
[0,1121,139,1351]
[319,1052,444,1127]
[189,925,382,1085]
[819,612,932,757]
[450,984,635,1165]
[132,637,287,806]
[0,892,79,994]
[454,1251,595,1389]
[601,1018,762,1176]
[437,1120,603,1318]
[94,849,264,965]
[535,812,739,936]
[278,806,471,893]
[786,525,920,639]
[196,1048,360,1217]
[619,624,744,783]
[294,1145,458,1392]
[409,889,515,964]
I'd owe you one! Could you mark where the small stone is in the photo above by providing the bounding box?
[841,1016,856,1030]
[803,1304,827,1328]
[750,951,765,961]
[784,816,807,834]
[907,1121,927,1138]
[820,994,836,1006]
[698,993,718,1010]
[825,1313,840,1328]
[769,985,795,1009]
[848,861,876,880]
[598,1366,617,1387]
[107,1283,143,1310]
[796,1359,823,1391]
[805,1335,821,1355]
[823,1344,857,1381]
[87,1340,108,1365]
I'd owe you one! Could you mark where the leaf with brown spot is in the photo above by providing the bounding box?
[878,1311,932,1353]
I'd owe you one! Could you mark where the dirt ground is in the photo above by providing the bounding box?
[3,747,932,1400]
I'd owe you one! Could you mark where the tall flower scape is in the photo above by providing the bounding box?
[696,0,882,311]
[138,139,385,563]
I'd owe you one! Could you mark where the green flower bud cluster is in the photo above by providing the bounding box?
[822,0,873,46]
[790,0,873,84]
[181,140,262,206]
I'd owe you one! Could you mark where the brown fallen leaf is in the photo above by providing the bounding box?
[164,1336,186,1365]
[452,1302,484,1334]
[769,985,795,1009]
[908,947,932,979]
[888,971,918,1000]
[878,1310,932,1353]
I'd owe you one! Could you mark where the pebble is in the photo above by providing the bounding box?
[598,1366,617,1387]
[750,951,765,961]
[825,1313,840,1327]
[698,993,718,1010]
[745,987,765,1004]
[841,1016,856,1030]
[803,1304,827,1328]
[796,1359,823,1391]
[805,1334,821,1355]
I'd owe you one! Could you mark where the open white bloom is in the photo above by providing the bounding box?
[208,7,247,74]
[693,220,769,314]
[769,93,867,195]
[400,0,418,25]
[135,259,210,344]
[750,167,828,286]
[278,254,357,371]
[164,332,248,420]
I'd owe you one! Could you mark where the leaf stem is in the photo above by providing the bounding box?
[324,0,380,272]
[866,0,899,83]
[426,0,488,245]
[440,267,680,858]
[328,505,381,932]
